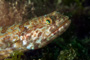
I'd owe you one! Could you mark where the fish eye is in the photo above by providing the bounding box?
[45,18,52,24]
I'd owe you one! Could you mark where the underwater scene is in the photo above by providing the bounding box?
[0,0,90,60]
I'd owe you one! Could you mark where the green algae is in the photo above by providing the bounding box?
[4,50,24,60]
[58,48,76,60]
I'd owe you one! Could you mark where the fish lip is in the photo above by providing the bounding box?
[38,19,71,48]
[53,19,71,34]
[47,19,71,41]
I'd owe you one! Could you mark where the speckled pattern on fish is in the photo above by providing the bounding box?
[0,11,71,59]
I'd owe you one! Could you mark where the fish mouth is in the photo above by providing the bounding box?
[36,19,71,49]
[47,19,71,41]
[53,19,71,35]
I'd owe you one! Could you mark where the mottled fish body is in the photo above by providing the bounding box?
[0,11,71,59]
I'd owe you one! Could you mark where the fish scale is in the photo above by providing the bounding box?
[0,11,71,59]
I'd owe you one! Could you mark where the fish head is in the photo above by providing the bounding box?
[29,11,71,49]
[25,11,71,49]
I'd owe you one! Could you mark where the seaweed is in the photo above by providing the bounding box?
[4,50,24,60]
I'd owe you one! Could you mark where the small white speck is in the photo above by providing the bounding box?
[13,44,17,48]
[61,26,64,29]
[27,43,33,49]
[26,33,30,36]
[36,38,41,43]
[43,36,46,39]
[51,33,54,36]
[32,37,37,40]
[23,40,27,45]
[59,27,61,31]
[65,23,68,26]
[20,36,23,40]
[46,33,50,35]
[52,26,55,28]
[12,39,16,41]
[46,27,51,35]
[24,22,31,29]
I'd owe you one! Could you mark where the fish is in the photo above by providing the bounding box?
[0,11,71,59]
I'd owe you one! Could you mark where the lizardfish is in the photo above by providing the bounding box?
[0,11,71,59]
